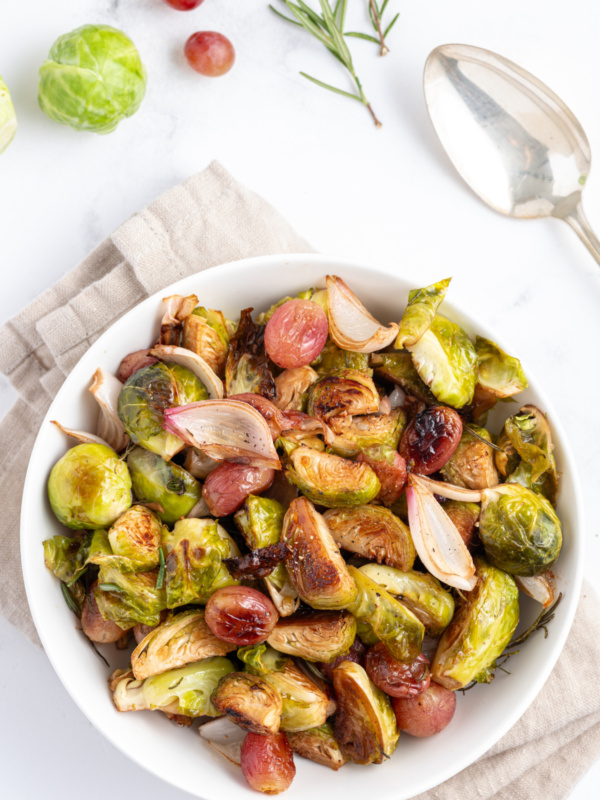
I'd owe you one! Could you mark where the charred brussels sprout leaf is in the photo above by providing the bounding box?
[287,723,346,770]
[475,337,528,398]
[432,557,519,689]
[307,369,379,421]
[182,307,233,377]
[440,425,499,490]
[238,642,289,675]
[127,446,201,524]
[225,308,276,399]
[43,533,91,584]
[211,672,283,734]
[286,446,380,508]
[95,565,167,628]
[107,505,164,571]
[47,443,132,530]
[266,610,357,662]
[370,351,437,404]
[328,408,406,458]
[395,278,451,349]
[312,340,371,377]
[118,362,208,460]
[479,484,562,576]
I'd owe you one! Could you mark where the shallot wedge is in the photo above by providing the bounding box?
[163,399,281,470]
[232,392,334,445]
[411,474,483,503]
[199,716,245,766]
[406,474,477,591]
[515,573,556,608]
[160,294,198,345]
[326,275,398,353]
[51,420,111,448]
[89,368,129,452]
[149,345,224,399]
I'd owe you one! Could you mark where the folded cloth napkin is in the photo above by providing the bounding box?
[0,162,598,799]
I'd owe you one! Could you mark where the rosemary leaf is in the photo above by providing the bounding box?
[156,548,166,590]
[269,5,302,26]
[90,641,110,668]
[60,582,80,614]
[98,582,122,593]
[300,72,362,101]
[383,12,400,38]
[345,32,381,44]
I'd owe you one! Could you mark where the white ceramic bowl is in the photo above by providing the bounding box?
[21,254,583,800]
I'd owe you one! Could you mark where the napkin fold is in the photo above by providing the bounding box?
[0,161,598,799]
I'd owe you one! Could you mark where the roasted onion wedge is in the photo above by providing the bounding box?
[326,275,398,353]
[89,368,129,452]
[149,344,223,399]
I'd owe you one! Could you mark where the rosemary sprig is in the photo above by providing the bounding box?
[510,593,563,647]
[270,0,382,127]
[60,582,80,614]
[346,0,399,56]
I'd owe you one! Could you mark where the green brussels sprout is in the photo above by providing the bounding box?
[47,443,132,529]
[479,484,562,576]
[0,75,17,154]
[225,309,276,398]
[358,564,455,636]
[286,446,381,508]
[328,408,406,458]
[370,351,437,404]
[333,661,399,764]
[287,723,346,771]
[43,533,90,584]
[182,307,234,378]
[323,506,416,572]
[38,25,146,134]
[312,340,371,377]
[118,362,208,460]
[307,369,380,420]
[475,336,528,398]
[256,289,313,325]
[266,611,357,662]
[406,315,478,408]
[440,425,499,490]
[395,278,451,349]
[105,505,165,572]
[95,564,166,628]
[127,447,201,524]
[346,565,424,662]
[432,557,519,689]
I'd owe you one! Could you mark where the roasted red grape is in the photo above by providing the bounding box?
[116,350,157,383]
[204,586,279,645]
[317,637,366,682]
[365,644,430,698]
[241,732,296,794]
[202,462,275,516]
[399,405,462,475]
[184,32,235,77]
[82,583,129,644]
[392,681,456,737]
[164,0,205,9]
[356,450,407,506]
[265,299,328,369]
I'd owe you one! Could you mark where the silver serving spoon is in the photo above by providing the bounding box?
[424,43,600,265]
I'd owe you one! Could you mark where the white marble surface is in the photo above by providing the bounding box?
[1,0,600,796]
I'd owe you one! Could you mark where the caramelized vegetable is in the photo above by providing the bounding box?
[241,732,296,794]
[212,672,283,734]
[266,610,357,662]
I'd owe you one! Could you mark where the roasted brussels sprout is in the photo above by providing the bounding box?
[286,446,380,508]
[127,447,201,524]
[328,408,406,458]
[225,308,276,399]
[356,446,407,507]
[212,672,283,734]
[307,369,379,420]
[475,336,528,398]
[406,315,478,408]
[182,307,233,377]
[440,425,499,489]
[479,484,562,576]
[395,278,451,349]
[118,362,208,460]
[107,505,164,572]
[347,566,424,661]
[313,339,371,377]
[47,443,132,529]
[443,501,481,548]
[287,723,346,770]
[323,506,416,571]
[266,610,357,662]
[95,565,167,628]
[358,564,455,636]
[131,609,235,680]
[43,532,90,584]
[275,366,319,411]
[432,557,519,689]
[332,661,399,764]
[370,351,437,404]
[282,497,357,610]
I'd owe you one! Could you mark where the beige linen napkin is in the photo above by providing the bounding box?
[0,161,599,798]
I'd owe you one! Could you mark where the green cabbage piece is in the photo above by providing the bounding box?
[127,447,201,524]
[142,657,235,716]
[475,337,528,398]
[395,278,451,349]
[0,75,17,154]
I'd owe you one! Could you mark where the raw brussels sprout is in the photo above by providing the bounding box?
[38,25,146,134]
[287,723,346,770]
[0,75,17,154]
[225,309,276,399]
[275,366,319,411]
[211,672,283,734]
[127,447,201,524]
[407,315,478,408]
[107,505,164,572]
[118,362,208,460]
[479,484,562,576]
[475,337,528,398]
[347,565,424,662]
[323,506,416,572]
[432,557,519,689]
[131,609,235,680]
[307,369,379,420]
[358,564,455,636]
[333,661,399,764]
[440,425,499,490]
[312,340,371,377]
[182,307,234,378]
[282,497,358,610]
[286,446,381,508]
[95,564,166,628]
[328,408,406,458]
[395,278,451,349]
[266,611,357,662]
[47,443,132,529]
[371,351,436,404]
[43,533,90,584]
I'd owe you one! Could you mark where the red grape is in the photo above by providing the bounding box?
[392,682,456,737]
[184,32,235,77]
[399,405,462,475]
[204,586,279,645]
[165,0,205,8]
[265,299,329,369]
[202,462,274,517]
[241,732,296,794]
[365,644,430,698]
[317,637,366,682]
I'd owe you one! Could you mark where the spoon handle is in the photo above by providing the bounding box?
[562,202,600,266]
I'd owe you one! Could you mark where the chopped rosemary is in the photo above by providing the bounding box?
[156,548,166,590]
[60,581,80,614]
[98,582,122,593]
[90,641,110,668]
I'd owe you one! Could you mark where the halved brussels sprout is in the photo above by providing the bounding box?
[282,497,357,610]
[182,307,233,378]
[479,484,562,576]
[323,506,416,572]
[312,339,371,377]
[0,74,17,154]
[358,564,455,636]
[95,565,167,628]
[287,723,346,770]
[475,337,528,398]
[332,661,399,764]
[113,657,235,717]
[225,309,276,399]
[432,557,519,689]
[118,362,208,460]
[307,369,379,420]
[395,278,451,349]
[266,610,356,662]
[107,505,164,572]
[443,501,481,547]
[43,532,90,584]
[211,672,283,734]
[275,366,319,411]
[346,566,424,662]
[406,315,478,408]
[286,446,380,508]
[494,428,520,478]
[440,425,499,490]
[131,609,235,680]
[127,447,200,525]
[370,351,436,404]
[328,408,406,458]
[47,443,132,530]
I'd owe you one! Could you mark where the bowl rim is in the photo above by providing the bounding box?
[20,252,585,799]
